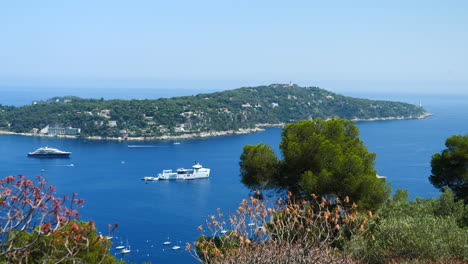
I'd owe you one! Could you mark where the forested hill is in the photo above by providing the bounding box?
[0,84,428,138]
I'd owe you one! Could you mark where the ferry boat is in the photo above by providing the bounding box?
[27,146,71,158]
[158,162,210,180]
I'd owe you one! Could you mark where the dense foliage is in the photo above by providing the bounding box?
[240,119,391,211]
[5,221,124,264]
[0,84,427,138]
[347,188,468,263]
[429,134,468,203]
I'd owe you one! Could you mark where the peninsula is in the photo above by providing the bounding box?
[0,84,430,140]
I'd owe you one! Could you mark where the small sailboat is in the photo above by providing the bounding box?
[172,246,181,250]
[115,245,125,250]
[163,241,171,245]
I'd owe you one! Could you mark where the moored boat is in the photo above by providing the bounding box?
[121,248,131,254]
[158,162,210,180]
[140,176,159,181]
[27,146,71,158]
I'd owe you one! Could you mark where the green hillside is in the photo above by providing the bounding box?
[0,84,428,138]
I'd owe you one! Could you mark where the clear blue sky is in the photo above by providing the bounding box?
[1,1,467,91]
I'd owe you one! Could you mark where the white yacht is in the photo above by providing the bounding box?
[158,162,210,180]
[28,146,71,157]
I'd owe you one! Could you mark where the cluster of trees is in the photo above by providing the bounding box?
[240,119,390,211]
[192,119,467,263]
[0,84,427,138]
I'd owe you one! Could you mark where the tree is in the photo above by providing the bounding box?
[429,134,468,203]
[0,174,121,263]
[239,143,279,189]
[240,119,390,211]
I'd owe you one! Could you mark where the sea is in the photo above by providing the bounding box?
[0,86,467,263]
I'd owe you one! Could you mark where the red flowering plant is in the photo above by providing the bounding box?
[0,174,119,263]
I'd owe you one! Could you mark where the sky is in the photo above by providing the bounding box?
[1,1,467,92]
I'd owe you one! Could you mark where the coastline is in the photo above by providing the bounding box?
[0,113,432,141]
[351,112,433,122]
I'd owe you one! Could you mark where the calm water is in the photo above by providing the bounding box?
[0,88,467,263]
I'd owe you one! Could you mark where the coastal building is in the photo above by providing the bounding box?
[41,125,81,135]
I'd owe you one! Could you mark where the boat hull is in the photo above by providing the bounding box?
[27,153,71,158]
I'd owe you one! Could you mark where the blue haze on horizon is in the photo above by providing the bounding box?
[0,1,467,94]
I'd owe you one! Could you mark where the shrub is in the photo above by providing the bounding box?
[188,193,376,264]
[346,188,468,263]
[0,174,122,263]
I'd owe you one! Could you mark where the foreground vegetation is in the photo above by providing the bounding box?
[0,174,122,263]
[0,84,427,138]
[191,124,467,263]
[348,187,467,263]
[191,188,467,264]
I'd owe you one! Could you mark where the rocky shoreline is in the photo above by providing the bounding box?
[351,112,433,122]
[0,113,431,141]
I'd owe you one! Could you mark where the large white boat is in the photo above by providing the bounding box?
[158,162,210,180]
[27,146,71,158]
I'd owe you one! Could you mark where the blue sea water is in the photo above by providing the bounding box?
[0,87,467,263]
